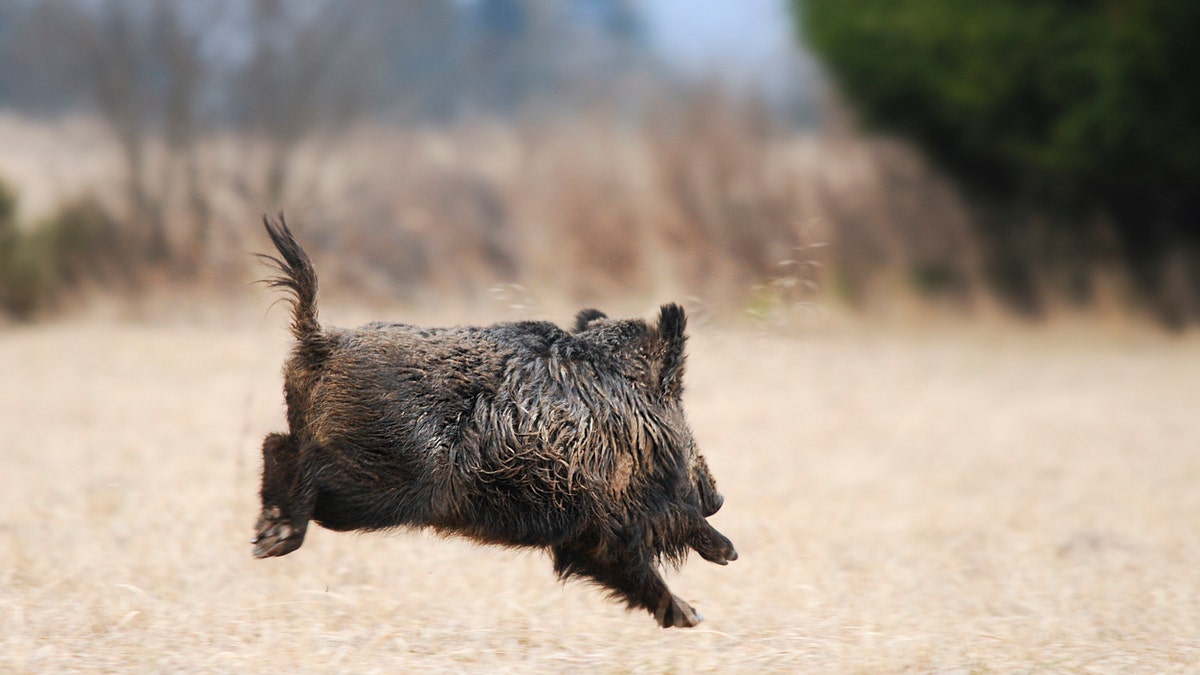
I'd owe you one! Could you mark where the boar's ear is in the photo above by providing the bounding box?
[655,303,688,398]
[573,308,607,332]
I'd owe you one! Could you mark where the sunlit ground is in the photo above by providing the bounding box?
[2,305,1198,672]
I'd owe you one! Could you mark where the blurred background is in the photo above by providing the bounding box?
[5,4,1200,670]
[0,0,1196,327]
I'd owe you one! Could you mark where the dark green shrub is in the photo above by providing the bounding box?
[796,0,1200,319]
[798,1,1199,209]
[0,191,126,320]
[35,196,125,286]
[0,177,14,232]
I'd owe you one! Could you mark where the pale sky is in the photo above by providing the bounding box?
[640,0,800,85]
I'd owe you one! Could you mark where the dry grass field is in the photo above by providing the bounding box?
[2,305,1199,673]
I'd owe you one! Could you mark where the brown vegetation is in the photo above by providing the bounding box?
[0,98,996,324]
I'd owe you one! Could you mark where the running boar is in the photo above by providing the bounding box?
[252,215,736,627]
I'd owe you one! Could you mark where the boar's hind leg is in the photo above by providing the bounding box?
[552,540,703,629]
[252,434,317,558]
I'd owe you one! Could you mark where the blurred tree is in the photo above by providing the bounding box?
[235,0,381,203]
[359,0,464,120]
[70,0,164,259]
[25,0,215,264]
[796,1,1200,322]
[462,0,647,116]
[154,0,211,256]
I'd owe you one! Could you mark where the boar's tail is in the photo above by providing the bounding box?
[259,214,327,359]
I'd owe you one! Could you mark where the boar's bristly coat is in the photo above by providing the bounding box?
[252,216,736,628]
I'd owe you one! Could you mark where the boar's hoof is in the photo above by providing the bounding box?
[656,594,703,628]
[252,507,304,558]
[695,539,738,566]
[693,527,739,566]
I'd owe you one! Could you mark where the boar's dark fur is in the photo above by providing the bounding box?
[252,215,736,628]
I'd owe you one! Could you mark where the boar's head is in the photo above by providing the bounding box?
[574,304,725,519]
[649,304,724,518]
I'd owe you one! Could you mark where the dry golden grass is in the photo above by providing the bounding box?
[2,307,1199,673]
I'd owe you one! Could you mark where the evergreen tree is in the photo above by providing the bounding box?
[796,1,1200,320]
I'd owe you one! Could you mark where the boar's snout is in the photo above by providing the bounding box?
[701,491,724,518]
[690,452,723,518]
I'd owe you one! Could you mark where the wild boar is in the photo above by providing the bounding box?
[253,215,736,627]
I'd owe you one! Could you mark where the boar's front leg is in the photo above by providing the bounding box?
[552,538,703,628]
[689,518,738,566]
[252,433,318,558]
